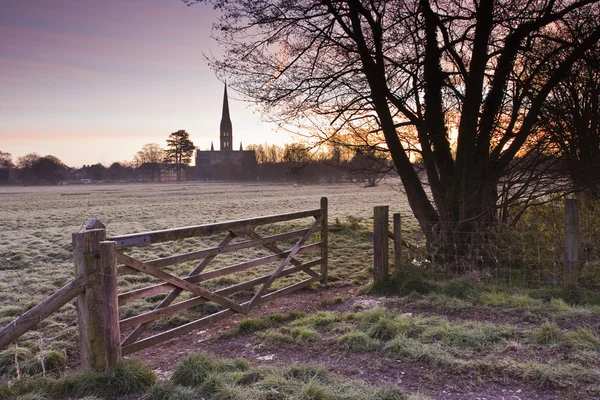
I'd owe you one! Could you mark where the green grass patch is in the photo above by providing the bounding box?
[256,330,294,348]
[290,326,321,342]
[237,317,272,334]
[291,311,341,329]
[337,331,381,352]
[0,359,155,399]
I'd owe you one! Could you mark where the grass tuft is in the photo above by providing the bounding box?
[257,330,294,348]
[171,353,248,388]
[533,322,563,345]
[290,326,320,342]
[284,364,330,383]
[237,317,272,334]
[53,359,155,399]
[148,381,198,400]
[337,331,381,352]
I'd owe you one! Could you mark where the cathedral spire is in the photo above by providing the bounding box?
[220,83,233,151]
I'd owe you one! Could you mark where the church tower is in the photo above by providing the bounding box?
[220,84,233,152]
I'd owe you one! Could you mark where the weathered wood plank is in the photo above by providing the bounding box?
[121,232,236,347]
[115,228,311,276]
[116,253,244,314]
[0,277,85,348]
[373,206,389,282]
[86,219,106,230]
[122,308,237,355]
[100,241,121,367]
[121,275,320,355]
[73,228,107,369]
[137,228,310,271]
[320,197,328,283]
[393,213,401,279]
[110,209,322,248]
[119,259,321,329]
[118,243,321,304]
[254,276,319,306]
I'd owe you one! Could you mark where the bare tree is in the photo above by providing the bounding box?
[540,30,600,198]
[186,0,600,247]
[16,153,41,169]
[133,143,165,167]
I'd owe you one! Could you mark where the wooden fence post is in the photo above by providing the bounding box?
[73,227,117,370]
[373,206,389,282]
[320,197,329,283]
[563,198,580,286]
[393,213,402,278]
[100,241,121,367]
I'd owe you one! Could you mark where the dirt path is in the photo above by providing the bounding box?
[135,284,570,400]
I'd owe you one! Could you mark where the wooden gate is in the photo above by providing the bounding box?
[72,197,328,367]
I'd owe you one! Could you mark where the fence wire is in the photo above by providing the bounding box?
[396,208,600,289]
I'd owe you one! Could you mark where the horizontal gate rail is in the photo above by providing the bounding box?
[0,276,86,348]
[121,275,320,356]
[118,243,321,304]
[116,227,312,276]
[109,208,323,249]
[119,259,321,330]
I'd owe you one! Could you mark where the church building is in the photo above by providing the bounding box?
[195,85,257,180]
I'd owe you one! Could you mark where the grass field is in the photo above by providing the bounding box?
[0,181,411,371]
[3,182,600,399]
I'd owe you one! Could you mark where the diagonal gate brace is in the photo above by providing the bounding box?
[116,253,244,314]
[246,230,319,279]
[121,231,237,346]
[247,215,323,310]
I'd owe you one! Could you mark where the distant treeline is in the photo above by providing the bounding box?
[0,146,391,186]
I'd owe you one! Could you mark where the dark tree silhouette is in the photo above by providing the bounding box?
[164,130,195,181]
[541,38,600,198]
[16,154,66,184]
[0,151,13,169]
[186,0,600,248]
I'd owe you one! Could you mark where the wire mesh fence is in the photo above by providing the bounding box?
[386,198,600,289]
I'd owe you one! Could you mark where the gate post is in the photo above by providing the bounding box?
[100,241,121,367]
[563,198,580,286]
[393,213,402,278]
[374,206,389,282]
[320,197,329,283]
[73,226,120,369]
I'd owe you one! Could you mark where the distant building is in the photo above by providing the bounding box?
[195,85,257,180]
[136,163,184,182]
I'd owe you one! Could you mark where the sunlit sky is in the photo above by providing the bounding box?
[0,0,291,167]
